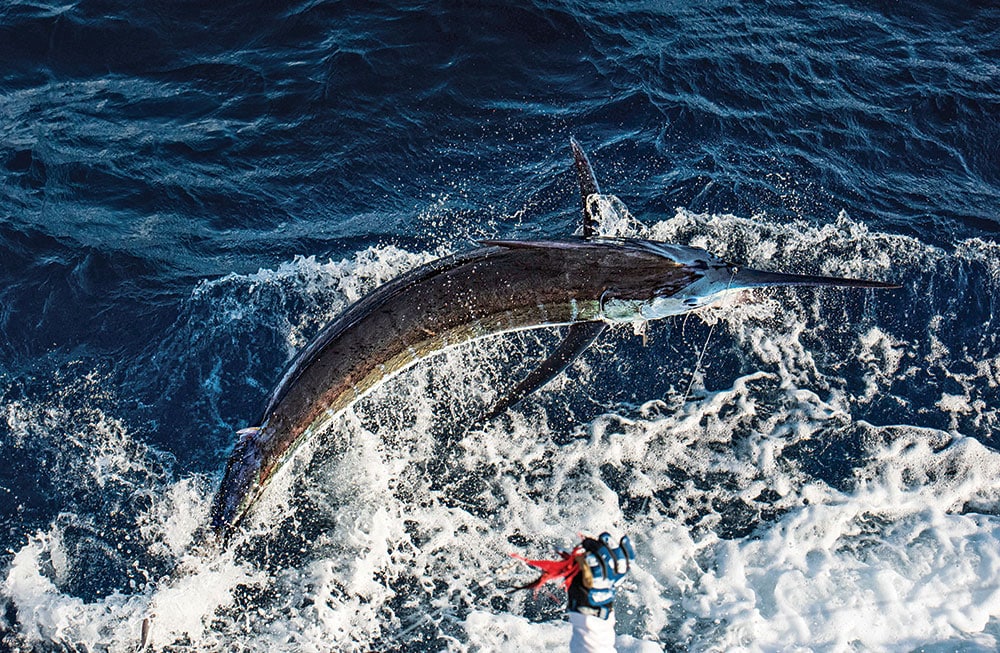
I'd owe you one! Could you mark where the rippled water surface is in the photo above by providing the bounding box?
[2,1,999,651]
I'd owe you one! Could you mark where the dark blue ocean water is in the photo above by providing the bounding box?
[2,1,999,650]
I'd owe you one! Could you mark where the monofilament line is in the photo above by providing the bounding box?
[681,267,738,405]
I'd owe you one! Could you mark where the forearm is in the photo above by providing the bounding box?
[569,612,616,653]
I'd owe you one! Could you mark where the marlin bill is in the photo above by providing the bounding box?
[211,139,899,536]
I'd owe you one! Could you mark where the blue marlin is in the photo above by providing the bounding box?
[211,139,898,535]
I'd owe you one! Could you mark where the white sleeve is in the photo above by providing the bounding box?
[568,612,617,653]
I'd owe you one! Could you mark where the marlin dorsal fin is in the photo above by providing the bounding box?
[570,137,600,238]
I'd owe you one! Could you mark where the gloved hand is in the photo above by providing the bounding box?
[567,532,634,619]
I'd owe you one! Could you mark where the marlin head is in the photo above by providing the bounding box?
[597,239,900,322]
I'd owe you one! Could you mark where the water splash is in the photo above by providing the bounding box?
[3,208,1000,651]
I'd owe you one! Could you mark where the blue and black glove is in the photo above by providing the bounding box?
[567,532,634,619]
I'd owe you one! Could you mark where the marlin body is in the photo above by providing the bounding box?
[211,140,897,534]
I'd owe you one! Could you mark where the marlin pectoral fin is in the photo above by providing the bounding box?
[570,137,601,238]
[483,321,606,420]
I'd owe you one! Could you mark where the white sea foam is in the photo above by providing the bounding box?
[3,207,1000,651]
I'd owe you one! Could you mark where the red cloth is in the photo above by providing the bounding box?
[511,547,583,594]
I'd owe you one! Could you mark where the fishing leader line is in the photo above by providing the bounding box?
[681,266,739,406]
